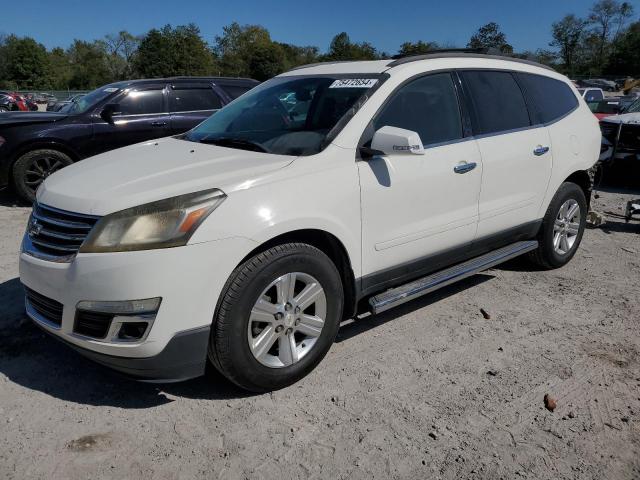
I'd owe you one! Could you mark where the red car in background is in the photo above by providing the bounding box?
[0,91,38,111]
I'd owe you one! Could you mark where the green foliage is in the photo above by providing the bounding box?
[467,22,513,54]
[1,2,639,92]
[398,41,439,57]
[2,35,50,89]
[67,40,111,89]
[320,32,380,61]
[133,24,215,78]
[550,15,586,74]
[606,21,640,75]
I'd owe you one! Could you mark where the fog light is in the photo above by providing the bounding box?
[75,297,161,343]
[117,322,149,341]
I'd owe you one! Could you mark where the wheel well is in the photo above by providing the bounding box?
[564,170,593,207]
[241,229,357,320]
[11,142,79,171]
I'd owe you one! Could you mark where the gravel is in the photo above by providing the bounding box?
[0,184,639,480]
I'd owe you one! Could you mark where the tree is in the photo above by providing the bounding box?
[104,31,139,79]
[467,22,513,54]
[277,42,319,70]
[133,24,215,78]
[322,32,379,61]
[397,40,439,57]
[606,20,640,75]
[588,0,634,69]
[48,47,72,89]
[214,22,273,77]
[248,43,285,81]
[550,14,587,74]
[66,40,111,89]
[3,35,50,89]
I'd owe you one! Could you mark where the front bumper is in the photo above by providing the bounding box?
[19,236,257,379]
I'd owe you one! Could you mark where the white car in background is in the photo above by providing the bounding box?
[20,52,601,391]
[577,87,605,103]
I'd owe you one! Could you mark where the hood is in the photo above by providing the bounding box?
[38,137,295,215]
[601,112,640,125]
[0,111,68,127]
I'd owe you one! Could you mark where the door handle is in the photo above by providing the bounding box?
[453,162,477,174]
[533,145,550,156]
[150,121,167,126]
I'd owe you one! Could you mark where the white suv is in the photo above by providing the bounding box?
[19,53,601,391]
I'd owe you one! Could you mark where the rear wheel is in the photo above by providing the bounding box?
[529,182,587,269]
[12,149,73,203]
[209,243,343,392]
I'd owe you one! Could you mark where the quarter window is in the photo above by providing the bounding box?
[517,73,579,123]
[169,87,222,112]
[117,89,164,115]
[374,73,463,146]
[460,71,530,135]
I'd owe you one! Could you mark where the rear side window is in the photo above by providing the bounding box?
[118,89,164,115]
[517,73,579,123]
[460,71,530,135]
[169,87,222,112]
[219,84,255,100]
[374,72,463,146]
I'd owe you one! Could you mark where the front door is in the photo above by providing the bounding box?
[91,85,169,156]
[358,72,482,293]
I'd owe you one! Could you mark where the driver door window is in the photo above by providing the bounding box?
[117,89,165,115]
[373,73,463,146]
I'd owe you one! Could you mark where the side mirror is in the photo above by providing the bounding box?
[369,126,425,156]
[100,103,120,125]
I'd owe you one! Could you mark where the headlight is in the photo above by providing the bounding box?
[79,188,226,253]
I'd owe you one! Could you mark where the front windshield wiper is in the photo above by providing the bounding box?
[198,136,270,153]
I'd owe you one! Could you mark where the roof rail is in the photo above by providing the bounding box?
[390,48,486,60]
[387,51,555,71]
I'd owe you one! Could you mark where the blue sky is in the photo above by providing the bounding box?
[3,0,639,54]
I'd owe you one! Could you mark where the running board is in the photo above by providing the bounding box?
[369,240,538,315]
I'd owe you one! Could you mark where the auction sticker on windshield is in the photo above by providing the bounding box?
[329,79,378,88]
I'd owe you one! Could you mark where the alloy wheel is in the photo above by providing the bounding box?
[553,199,581,255]
[24,156,64,192]
[247,272,326,368]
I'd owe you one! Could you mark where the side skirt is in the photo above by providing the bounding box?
[369,240,538,314]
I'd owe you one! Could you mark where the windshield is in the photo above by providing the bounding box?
[64,85,121,114]
[183,74,384,156]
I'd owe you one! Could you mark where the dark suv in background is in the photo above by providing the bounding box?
[0,76,258,201]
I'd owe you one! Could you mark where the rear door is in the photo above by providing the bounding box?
[91,85,169,152]
[459,70,552,239]
[168,83,223,134]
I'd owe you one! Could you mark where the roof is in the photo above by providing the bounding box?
[283,52,554,76]
[105,77,259,88]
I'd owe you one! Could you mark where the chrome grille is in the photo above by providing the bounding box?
[25,203,100,261]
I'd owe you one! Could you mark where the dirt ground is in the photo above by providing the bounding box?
[0,174,639,480]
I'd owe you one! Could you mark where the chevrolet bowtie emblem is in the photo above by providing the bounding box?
[28,218,43,237]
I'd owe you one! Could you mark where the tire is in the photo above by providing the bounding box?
[12,149,73,203]
[529,182,587,269]
[209,243,344,392]
[0,106,8,112]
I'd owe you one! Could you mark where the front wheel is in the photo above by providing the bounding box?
[529,182,587,269]
[209,243,344,392]
[12,149,73,202]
